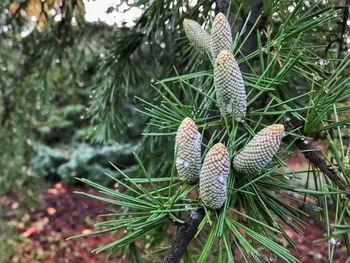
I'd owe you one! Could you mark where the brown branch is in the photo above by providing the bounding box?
[293,139,350,192]
[163,209,205,263]
[284,117,350,193]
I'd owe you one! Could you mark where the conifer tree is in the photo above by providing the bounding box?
[1,0,350,262]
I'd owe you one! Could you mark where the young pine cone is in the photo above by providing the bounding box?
[175,117,202,182]
[233,124,285,174]
[183,18,212,54]
[342,156,350,177]
[199,143,230,209]
[214,50,246,121]
[211,12,232,59]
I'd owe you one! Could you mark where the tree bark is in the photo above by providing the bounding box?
[163,209,205,263]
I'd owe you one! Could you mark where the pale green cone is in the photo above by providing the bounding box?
[199,143,230,209]
[183,18,212,54]
[342,156,350,177]
[214,50,246,121]
[233,124,285,174]
[175,117,202,182]
[211,12,232,60]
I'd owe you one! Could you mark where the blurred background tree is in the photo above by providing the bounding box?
[0,0,218,193]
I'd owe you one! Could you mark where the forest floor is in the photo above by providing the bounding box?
[1,183,121,263]
[0,180,347,263]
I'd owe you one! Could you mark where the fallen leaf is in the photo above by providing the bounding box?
[47,207,56,215]
[22,226,37,238]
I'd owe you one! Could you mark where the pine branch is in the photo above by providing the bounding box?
[284,117,350,193]
[163,209,205,263]
[165,114,350,263]
[293,138,350,192]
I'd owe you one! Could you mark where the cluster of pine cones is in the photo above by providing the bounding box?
[174,13,285,210]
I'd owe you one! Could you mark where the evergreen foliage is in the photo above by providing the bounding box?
[1,0,350,262]
[71,1,349,262]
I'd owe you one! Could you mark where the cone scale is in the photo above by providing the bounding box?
[199,143,230,209]
[342,156,350,177]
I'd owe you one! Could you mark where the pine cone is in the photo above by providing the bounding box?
[214,50,246,121]
[199,143,230,209]
[183,18,212,54]
[211,12,232,60]
[342,156,350,177]
[175,117,202,182]
[233,124,285,174]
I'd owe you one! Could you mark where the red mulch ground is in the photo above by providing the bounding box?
[0,183,347,262]
[1,183,124,263]
[280,219,346,263]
